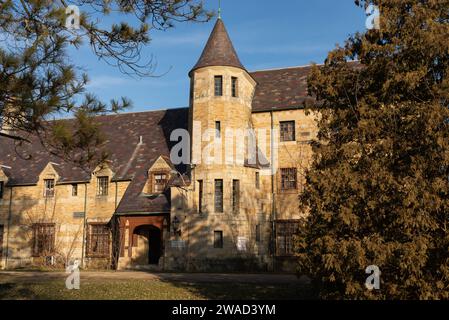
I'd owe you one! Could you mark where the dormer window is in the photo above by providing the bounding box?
[153,172,168,194]
[231,77,238,97]
[97,176,109,196]
[44,179,55,198]
[214,76,223,96]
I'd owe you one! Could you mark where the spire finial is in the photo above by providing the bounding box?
[218,0,222,19]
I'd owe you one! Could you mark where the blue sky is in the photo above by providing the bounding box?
[72,0,367,112]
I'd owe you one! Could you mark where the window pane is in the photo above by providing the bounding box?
[0,225,4,259]
[44,179,55,198]
[255,172,260,189]
[72,184,78,197]
[214,76,223,96]
[214,179,224,213]
[280,121,296,142]
[231,77,238,97]
[232,180,240,214]
[33,224,55,256]
[275,221,299,256]
[280,168,297,191]
[88,224,110,257]
[97,177,109,196]
[214,231,223,248]
[198,180,203,214]
[0,181,4,199]
[215,121,221,139]
[153,172,168,193]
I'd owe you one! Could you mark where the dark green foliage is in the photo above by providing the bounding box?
[0,0,212,168]
[298,0,449,299]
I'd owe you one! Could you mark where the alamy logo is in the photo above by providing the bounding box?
[65,259,80,290]
[365,5,380,30]
[365,265,381,290]
[65,5,80,30]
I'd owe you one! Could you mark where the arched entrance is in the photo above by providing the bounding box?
[133,225,162,265]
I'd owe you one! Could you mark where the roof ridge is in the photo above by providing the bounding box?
[249,64,321,73]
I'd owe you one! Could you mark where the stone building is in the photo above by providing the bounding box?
[0,18,319,272]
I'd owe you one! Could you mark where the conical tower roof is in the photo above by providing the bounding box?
[190,19,245,76]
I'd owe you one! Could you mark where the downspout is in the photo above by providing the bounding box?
[5,187,13,269]
[81,183,88,268]
[270,110,277,272]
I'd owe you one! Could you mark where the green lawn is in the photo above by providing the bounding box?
[0,278,314,300]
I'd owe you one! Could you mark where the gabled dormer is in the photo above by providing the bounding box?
[144,156,174,195]
[38,163,61,199]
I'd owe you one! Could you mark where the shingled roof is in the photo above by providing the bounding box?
[0,108,188,214]
[190,18,245,75]
[250,65,315,113]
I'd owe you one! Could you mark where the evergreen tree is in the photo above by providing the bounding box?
[0,0,212,168]
[298,0,449,299]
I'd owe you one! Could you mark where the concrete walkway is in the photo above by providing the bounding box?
[0,271,307,284]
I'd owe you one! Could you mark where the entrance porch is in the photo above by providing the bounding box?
[115,215,168,270]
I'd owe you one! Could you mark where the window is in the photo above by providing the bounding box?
[0,181,4,199]
[280,168,297,191]
[97,176,109,196]
[0,225,3,259]
[153,172,168,193]
[71,184,78,197]
[198,180,204,214]
[255,224,261,242]
[232,180,240,214]
[214,75,223,96]
[214,231,223,248]
[87,224,110,257]
[215,121,221,139]
[32,223,55,257]
[231,77,238,97]
[214,179,224,213]
[275,221,300,256]
[44,179,55,198]
[280,121,296,142]
[255,172,260,189]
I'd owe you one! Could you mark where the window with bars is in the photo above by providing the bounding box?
[32,223,55,257]
[87,224,110,258]
[214,76,223,96]
[231,77,238,97]
[0,181,4,199]
[255,172,260,189]
[198,180,204,214]
[72,184,78,197]
[214,231,223,248]
[280,121,296,142]
[280,168,297,191]
[0,225,3,259]
[97,176,109,196]
[275,221,300,256]
[44,179,55,198]
[232,180,240,214]
[153,172,168,193]
[214,179,224,213]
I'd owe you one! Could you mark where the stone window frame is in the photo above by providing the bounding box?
[214,230,223,249]
[280,168,298,192]
[214,179,224,213]
[280,121,296,142]
[71,184,78,197]
[214,75,223,97]
[231,76,238,97]
[86,223,110,258]
[151,171,169,194]
[198,180,204,214]
[275,220,300,257]
[96,176,109,196]
[255,172,260,189]
[32,223,55,257]
[43,179,55,198]
[232,179,240,214]
[0,224,3,259]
